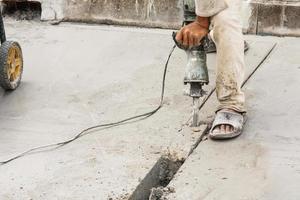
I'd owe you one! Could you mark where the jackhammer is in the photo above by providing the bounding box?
[173,0,209,127]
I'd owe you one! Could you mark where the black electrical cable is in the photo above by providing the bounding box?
[0,44,177,166]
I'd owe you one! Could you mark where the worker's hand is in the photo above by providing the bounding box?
[176,16,209,49]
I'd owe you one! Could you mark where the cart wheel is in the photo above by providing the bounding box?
[0,41,23,90]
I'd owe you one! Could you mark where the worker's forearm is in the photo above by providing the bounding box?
[195,0,228,17]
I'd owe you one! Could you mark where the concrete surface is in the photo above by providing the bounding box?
[0,20,280,199]
[0,20,200,200]
[162,37,300,199]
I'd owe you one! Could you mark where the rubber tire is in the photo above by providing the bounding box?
[0,41,23,91]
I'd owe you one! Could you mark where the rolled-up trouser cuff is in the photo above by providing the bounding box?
[217,104,247,114]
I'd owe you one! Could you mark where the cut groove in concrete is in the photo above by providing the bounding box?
[129,154,184,200]
[1,1,41,20]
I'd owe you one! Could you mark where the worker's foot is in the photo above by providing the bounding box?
[209,109,246,140]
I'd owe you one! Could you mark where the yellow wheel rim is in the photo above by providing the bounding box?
[7,46,22,82]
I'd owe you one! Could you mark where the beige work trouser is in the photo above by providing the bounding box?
[209,0,246,113]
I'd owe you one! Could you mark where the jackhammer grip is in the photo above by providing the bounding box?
[172,32,205,51]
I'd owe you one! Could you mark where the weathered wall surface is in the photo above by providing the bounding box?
[1,0,65,20]
[39,0,64,21]
[244,0,300,36]
[62,0,183,29]
[3,0,300,36]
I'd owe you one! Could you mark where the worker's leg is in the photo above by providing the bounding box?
[209,0,246,113]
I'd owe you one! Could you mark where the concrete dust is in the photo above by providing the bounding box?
[158,153,185,186]
[149,187,175,200]
[129,152,184,200]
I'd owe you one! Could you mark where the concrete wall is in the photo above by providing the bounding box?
[0,0,65,20]
[3,0,300,36]
[244,0,300,36]
[39,0,64,21]
[62,0,183,29]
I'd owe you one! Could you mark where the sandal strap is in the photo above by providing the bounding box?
[210,110,244,132]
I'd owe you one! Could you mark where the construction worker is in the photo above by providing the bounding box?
[176,0,246,139]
